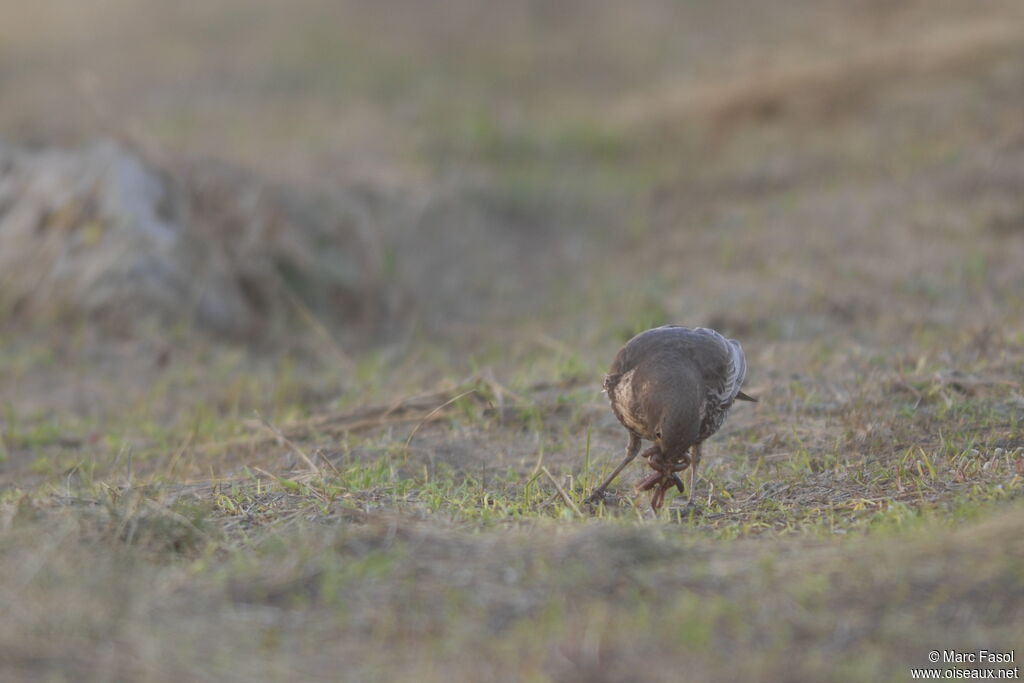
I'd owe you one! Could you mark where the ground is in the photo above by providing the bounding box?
[1,1,1023,681]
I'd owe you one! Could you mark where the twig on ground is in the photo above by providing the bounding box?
[403,389,479,454]
[541,466,582,516]
[254,411,321,476]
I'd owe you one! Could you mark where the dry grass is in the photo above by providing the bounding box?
[2,0,1024,681]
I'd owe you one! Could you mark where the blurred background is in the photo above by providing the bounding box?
[4,0,1022,357]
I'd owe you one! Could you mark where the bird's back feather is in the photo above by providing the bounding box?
[605,325,750,446]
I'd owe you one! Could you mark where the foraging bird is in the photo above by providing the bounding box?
[587,325,756,511]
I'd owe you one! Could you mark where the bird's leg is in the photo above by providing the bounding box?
[686,443,703,506]
[586,432,641,503]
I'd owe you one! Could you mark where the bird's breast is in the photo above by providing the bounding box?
[608,368,651,437]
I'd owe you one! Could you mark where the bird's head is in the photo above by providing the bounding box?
[652,430,690,468]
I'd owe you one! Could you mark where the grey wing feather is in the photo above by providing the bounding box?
[695,328,747,408]
[725,339,747,404]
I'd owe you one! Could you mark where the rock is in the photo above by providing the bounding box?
[0,139,386,338]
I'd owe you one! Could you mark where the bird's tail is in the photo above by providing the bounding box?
[735,390,758,402]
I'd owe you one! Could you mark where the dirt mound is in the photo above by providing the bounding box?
[0,140,388,338]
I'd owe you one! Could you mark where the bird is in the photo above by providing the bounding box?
[586,325,757,511]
